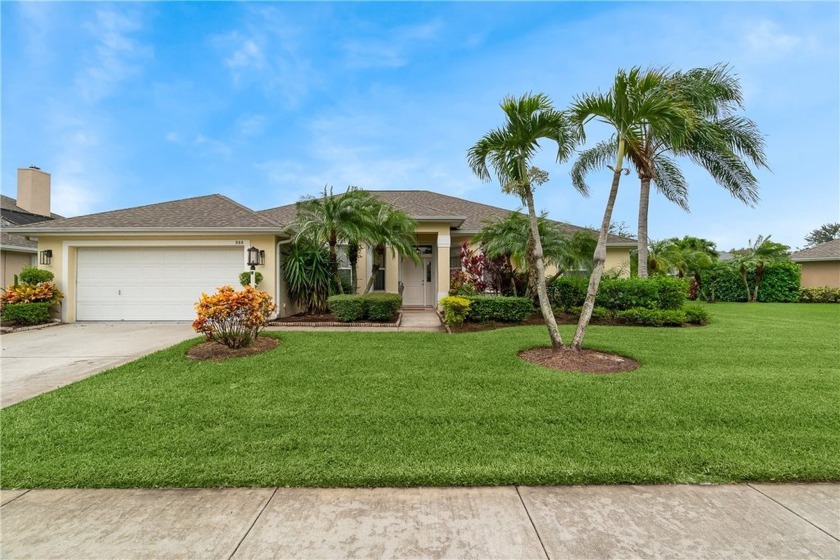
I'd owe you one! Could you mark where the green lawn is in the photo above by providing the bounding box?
[2,303,838,488]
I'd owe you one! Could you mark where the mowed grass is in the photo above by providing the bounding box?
[1,303,838,488]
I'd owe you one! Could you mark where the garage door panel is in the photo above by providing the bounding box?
[76,247,245,321]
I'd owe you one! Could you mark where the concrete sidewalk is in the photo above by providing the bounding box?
[267,308,446,333]
[1,484,837,559]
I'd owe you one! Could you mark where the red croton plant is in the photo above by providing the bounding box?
[193,285,276,349]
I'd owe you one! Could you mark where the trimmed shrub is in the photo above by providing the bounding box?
[1,302,53,325]
[239,271,264,287]
[596,278,660,310]
[800,286,840,303]
[654,277,689,310]
[440,296,471,326]
[616,307,686,327]
[590,306,614,321]
[193,286,276,349]
[18,267,54,285]
[549,276,587,311]
[757,262,800,303]
[464,295,533,323]
[364,293,402,321]
[683,304,710,325]
[328,295,366,322]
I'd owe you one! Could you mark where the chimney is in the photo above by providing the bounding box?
[17,166,51,217]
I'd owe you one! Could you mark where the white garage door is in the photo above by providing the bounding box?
[76,246,246,321]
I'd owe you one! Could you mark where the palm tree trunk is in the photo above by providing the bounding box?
[753,262,764,302]
[329,233,343,295]
[637,175,652,278]
[740,266,751,302]
[525,232,538,300]
[364,244,385,294]
[524,187,564,350]
[573,138,626,351]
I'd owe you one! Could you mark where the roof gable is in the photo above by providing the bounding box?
[6,194,282,233]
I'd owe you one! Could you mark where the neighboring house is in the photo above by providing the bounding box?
[7,187,635,322]
[1,167,60,286]
[790,240,840,288]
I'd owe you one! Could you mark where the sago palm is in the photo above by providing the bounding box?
[569,67,694,350]
[467,93,578,350]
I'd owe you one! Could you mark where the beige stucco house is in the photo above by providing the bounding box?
[7,187,634,322]
[1,167,60,286]
[790,240,840,288]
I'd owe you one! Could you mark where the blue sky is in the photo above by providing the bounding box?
[2,1,838,250]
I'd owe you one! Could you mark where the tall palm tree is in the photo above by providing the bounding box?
[363,201,421,294]
[292,186,378,294]
[731,235,789,302]
[468,93,578,350]
[572,64,767,278]
[569,67,694,351]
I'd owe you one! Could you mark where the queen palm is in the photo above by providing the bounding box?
[468,93,578,350]
[570,67,694,350]
[573,64,767,278]
[292,186,378,294]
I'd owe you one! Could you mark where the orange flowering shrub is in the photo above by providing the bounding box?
[192,285,276,349]
[1,282,63,306]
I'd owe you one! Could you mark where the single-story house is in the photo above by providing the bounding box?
[1,167,60,286]
[790,240,840,288]
[6,186,635,322]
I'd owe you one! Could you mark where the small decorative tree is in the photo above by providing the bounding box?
[193,286,276,349]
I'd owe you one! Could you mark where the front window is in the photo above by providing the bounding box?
[337,245,353,289]
[373,249,385,291]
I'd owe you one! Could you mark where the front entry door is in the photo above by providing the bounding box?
[402,254,434,306]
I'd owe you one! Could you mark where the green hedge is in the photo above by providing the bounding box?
[615,307,686,327]
[550,276,688,311]
[327,295,366,322]
[701,262,800,302]
[364,293,403,321]
[463,296,533,323]
[799,286,840,303]
[1,302,53,325]
[327,293,403,322]
[18,267,54,285]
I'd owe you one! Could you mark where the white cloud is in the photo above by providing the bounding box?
[342,20,443,69]
[745,20,803,54]
[75,7,152,103]
[236,114,267,137]
[165,132,180,143]
[194,134,232,158]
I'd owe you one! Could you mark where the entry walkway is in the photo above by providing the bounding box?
[0,484,836,558]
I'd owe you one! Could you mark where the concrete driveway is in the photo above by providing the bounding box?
[0,323,196,408]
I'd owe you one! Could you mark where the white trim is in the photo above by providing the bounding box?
[61,239,251,322]
[437,232,451,249]
[791,257,840,262]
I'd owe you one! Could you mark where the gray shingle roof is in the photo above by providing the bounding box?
[790,239,840,261]
[259,189,637,245]
[6,194,282,233]
[1,194,59,251]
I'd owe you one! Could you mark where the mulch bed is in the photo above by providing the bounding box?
[186,336,279,362]
[519,347,640,374]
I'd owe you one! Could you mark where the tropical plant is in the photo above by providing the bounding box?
[292,186,378,294]
[239,271,264,287]
[363,202,421,294]
[730,235,790,302]
[282,240,334,314]
[192,286,276,349]
[572,64,767,279]
[804,223,840,248]
[569,67,694,350]
[467,94,578,350]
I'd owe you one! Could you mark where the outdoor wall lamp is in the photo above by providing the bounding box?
[39,249,52,265]
[246,246,261,269]
[258,250,266,266]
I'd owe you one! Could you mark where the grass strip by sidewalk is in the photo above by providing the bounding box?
[1,303,838,488]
